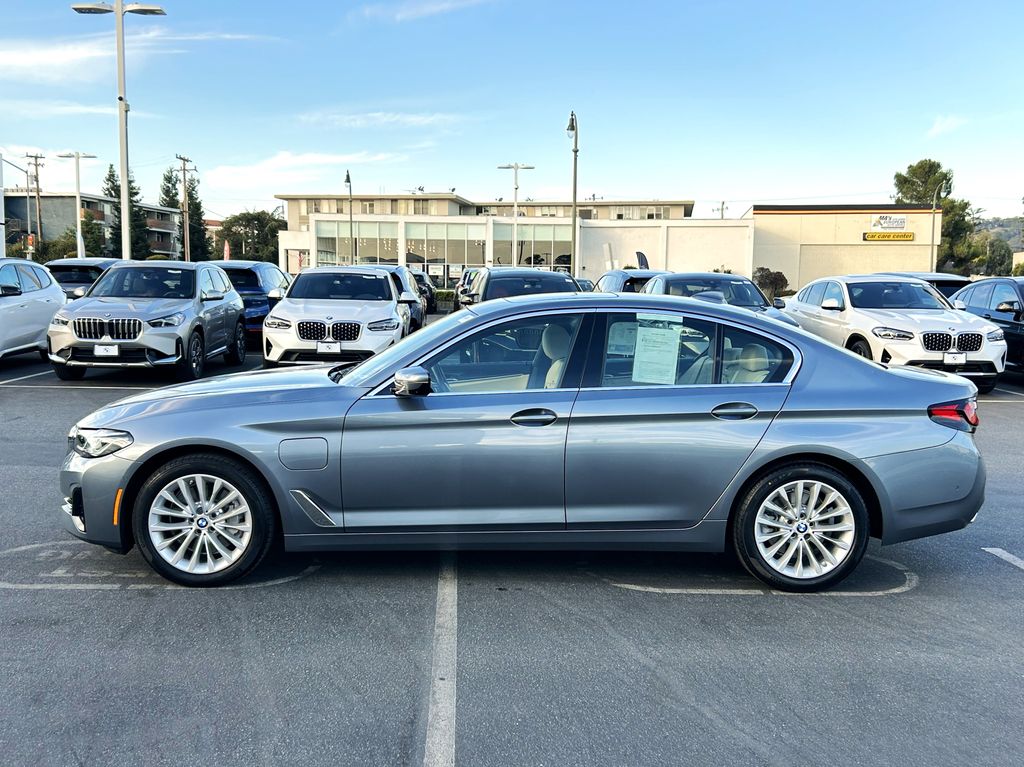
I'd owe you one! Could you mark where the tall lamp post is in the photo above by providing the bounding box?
[57,151,97,258]
[345,169,356,262]
[929,179,949,272]
[497,162,534,265]
[72,1,166,260]
[566,111,579,277]
[1,155,33,256]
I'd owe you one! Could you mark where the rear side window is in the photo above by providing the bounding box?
[956,286,974,305]
[212,270,232,293]
[32,267,53,287]
[16,265,44,292]
[804,283,826,306]
[721,326,794,384]
[969,283,993,308]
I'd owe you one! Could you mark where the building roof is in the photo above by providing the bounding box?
[752,204,939,214]
[2,189,178,214]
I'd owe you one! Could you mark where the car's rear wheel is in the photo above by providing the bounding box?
[175,331,205,381]
[132,453,277,587]
[732,463,869,592]
[848,338,873,359]
[52,362,86,381]
[224,322,246,366]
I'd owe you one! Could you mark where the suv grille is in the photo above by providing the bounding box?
[921,332,952,352]
[73,317,142,340]
[330,322,360,341]
[955,333,983,352]
[297,321,327,341]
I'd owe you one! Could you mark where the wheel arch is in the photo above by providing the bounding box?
[845,332,871,350]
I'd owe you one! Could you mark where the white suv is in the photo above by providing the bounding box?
[783,275,1006,392]
[0,258,65,363]
[262,266,417,366]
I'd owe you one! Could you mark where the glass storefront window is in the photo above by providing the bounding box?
[553,224,572,271]
[467,224,486,267]
[493,223,512,266]
[447,223,467,266]
[379,222,399,264]
[316,221,337,265]
[406,222,426,265]
[357,221,378,264]
[426,223,446,265]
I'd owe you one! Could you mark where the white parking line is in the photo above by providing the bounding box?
[0,384,154,391]
[982,547,1024,572]
[0,370,52,385]
[423,553,457,767]
[994,388,1024,397]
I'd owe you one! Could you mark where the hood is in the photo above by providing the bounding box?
[272,298,396,322]
[854,307,997,333]
[64,295,193,319]
[751,305,800,327]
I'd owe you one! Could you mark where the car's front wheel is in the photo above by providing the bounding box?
[175,331,205,381]
[848,338,873,359]
[976,379,997,394]
[132,453,277,586]
[732,463,869,592]
[224,322,247,366]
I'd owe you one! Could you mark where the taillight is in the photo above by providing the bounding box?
[928,398,979,433]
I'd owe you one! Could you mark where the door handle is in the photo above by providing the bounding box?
[711,402,759,420]
[982,314,992,320]
[510,408,558,427]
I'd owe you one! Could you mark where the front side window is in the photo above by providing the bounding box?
[288,272,392,301]
[988,283,1019,311]
[199,270,216,295]
[425,314,584,393]
[847,281,948,310]
[89,267,196,299]
[0,264,20,291]
[822,281,845,308]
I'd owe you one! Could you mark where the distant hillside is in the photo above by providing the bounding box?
[976,216,1023,251]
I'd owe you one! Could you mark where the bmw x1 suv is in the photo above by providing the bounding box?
[48,261,246,381]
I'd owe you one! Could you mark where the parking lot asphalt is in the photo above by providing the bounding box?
[1,349,1022,767]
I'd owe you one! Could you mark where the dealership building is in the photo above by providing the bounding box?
[275,192,941,289]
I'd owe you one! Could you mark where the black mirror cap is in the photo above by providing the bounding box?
[0,284,22,297]
[773,298,786,309]
[996,301,1021,314]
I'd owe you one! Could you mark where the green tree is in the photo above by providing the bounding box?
[961,231,1014,276]
[893,159,973,272]
[752,267,789,298]
[80,212,106,256]
[101,164,151,260]
[182,174,210,261]
[158,166,179,209]
[37,228,78,263]
[214,210,287,263]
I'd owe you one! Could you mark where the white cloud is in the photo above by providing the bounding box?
[355,0,493,23]
[298,110,462,129]
[0,143,107,194]
[204,150,405,198]
[926,114,968,138]
[0,99,158,119]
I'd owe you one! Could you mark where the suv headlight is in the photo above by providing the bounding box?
[872,327,915,341]
[265,315,292,330]
[987,328,1005,342]
[368,318,400,331]
[51,312,71,327]
[148,312,185,328]
[68,426,133,458]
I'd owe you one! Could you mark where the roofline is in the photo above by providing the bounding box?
[753,204,939,214]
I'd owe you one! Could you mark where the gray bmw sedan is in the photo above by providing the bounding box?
[59,293,985,591]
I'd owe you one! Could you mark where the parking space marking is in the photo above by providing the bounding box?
[982,547,1024,572]
[994,388,1024,397]
[595,555,918,597]
[0,370,53,385]
[423,553,457,767]
[0,384,155,391]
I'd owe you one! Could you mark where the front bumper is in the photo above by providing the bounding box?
[59,449,136,552]
[876,338,1006,382]
[263,325,400,364]
[48,323,184,368]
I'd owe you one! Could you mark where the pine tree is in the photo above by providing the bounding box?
[80,212,106,256]
[158,166,179,209]
[100,164,151,260]
[184,174,210,261]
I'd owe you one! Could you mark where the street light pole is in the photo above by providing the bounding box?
[498,162,534,265]
[73,2,166,260]
[566,112,578,277]
[345,169,356,262]
[930,180,946,272]
[57,151,97,258]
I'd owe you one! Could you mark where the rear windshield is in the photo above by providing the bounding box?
[88,267,195,299]
[222,268,261,290]
[848,281,949,310]
[932,281,970,298]
[288,272,392,301]
[664,277,767,307]
[621,276,654,292]
[48,265,105,285]
[483,273,578,300]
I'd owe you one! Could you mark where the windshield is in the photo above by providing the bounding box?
[48,265,105,285]
[288,272,392,301]
[483,273,578,300]
[848,281,950,310]
[222,268,261,290]
[665,278,768,307]
[88,267,195,299]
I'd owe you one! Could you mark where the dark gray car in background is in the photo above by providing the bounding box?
[59,293,984,591]
[640,272,799,326]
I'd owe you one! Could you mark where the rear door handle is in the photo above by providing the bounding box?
[711,402,759,420]
[510,408,558,427]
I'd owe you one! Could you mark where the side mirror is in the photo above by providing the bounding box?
[398,290,419,304]
[267,287,285,301]
[821,297,843,311]
[393,366,431,397]
[0,284,22,298]
[202,290,224,302]
[463,292,479,304]
[953,299,967,310]
[773,298,786,309]
[72,286,87,298]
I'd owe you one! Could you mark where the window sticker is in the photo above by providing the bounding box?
[632,324,682,384]
[607,322,638,356]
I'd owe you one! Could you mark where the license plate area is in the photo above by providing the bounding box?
[944,352,967,365]
[93,344,119,357]
[316,341,341,354]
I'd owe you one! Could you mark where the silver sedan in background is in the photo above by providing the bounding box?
[59,293,984,591]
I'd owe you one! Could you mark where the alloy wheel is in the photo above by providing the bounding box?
[190,336,203,376]
[753,480,856,579]
[148,474,253,575]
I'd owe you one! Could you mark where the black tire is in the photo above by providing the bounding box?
[37,348,49,362]
[224,322,247,366]
[732,463,870,592]
[175,331,205,382]
[848,338,873,360]
[261,357,279,369]
[976,379,997,394]
[132,453,277,587]
[52,362,86,381]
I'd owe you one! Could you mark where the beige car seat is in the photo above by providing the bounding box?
[541,325,572,388]
[730,343,770,383]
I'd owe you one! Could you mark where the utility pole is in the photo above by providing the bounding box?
[25,154,44,252]
[175,154,194,261]
[713,201,728,219]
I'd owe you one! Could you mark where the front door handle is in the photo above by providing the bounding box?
[983,314,992,320]
[510,408,558,427]
[711,402,759,420]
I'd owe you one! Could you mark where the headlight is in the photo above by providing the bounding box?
[987,328,1005,342]
[872,327,915,341]
[68,426,133,458]
[148,312,185,328]
[368,318,400,331]
[264,315,292,330]
[51,312,71,326]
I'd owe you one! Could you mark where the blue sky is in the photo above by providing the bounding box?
[2,0,1022,219]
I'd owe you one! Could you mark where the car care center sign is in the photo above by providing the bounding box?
[864,214,914,241]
